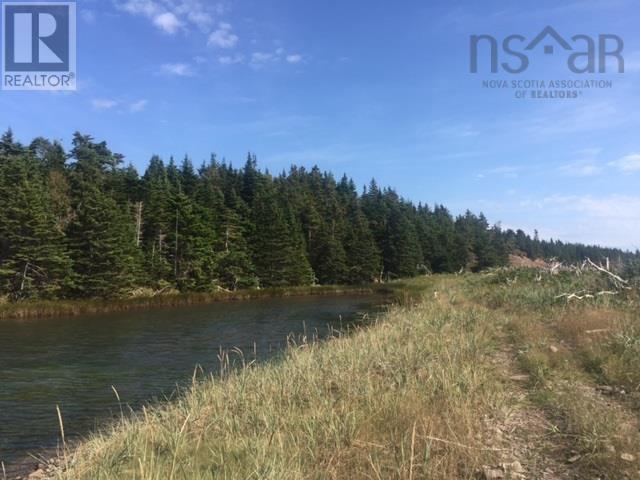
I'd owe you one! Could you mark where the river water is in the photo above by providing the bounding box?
[0,294,379,473]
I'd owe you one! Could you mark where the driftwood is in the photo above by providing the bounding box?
[586,258,628,285]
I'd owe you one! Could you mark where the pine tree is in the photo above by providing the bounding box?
[251,181,314,287]
[0,154,72,298]
[67,185,139,297]
[343,202,381,283]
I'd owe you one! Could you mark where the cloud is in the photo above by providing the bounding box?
[286,54,303,64]
[218,54,244,65]
[80,9,96,24]
[482,165,521,178]
[250,52,275,68]
[486,194,640,249]
[91,99,119,110]
[609,154,640,172]
[153,12,182,34]
[129,99,148,113]
[208,22,238,48]
[558,161,603,177]
[559,148,603,177]
[91,98,150,114]
[160,62,194,76]
[117,0,225,34]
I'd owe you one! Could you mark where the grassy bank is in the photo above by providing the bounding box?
[53,276,506,479]
[50,270,640,479]
[0,284,393,321]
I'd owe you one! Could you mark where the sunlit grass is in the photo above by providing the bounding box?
[56,277,506,480]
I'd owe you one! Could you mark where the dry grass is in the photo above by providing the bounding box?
[55,277,507,480]
[51,270,640,479]
[479,271,640,478]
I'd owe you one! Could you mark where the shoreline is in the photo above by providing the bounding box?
[0,284,398,321]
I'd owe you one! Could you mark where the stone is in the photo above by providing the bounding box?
[502,461,524,473]
[482,466,505,479]
[27,469,46,480]
[549,345,559,353]
[621,453,635,462]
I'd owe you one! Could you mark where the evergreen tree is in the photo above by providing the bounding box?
[343,201,381,283]
[1,129,635,300]
[67,185,139,297]
[251,181,314,287]
[0,154,72,298]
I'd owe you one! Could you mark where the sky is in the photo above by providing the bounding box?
[1,0,640,250]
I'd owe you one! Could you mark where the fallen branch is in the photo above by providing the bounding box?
[586,258,628,285]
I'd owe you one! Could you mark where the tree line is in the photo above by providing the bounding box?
[0,129,636,299]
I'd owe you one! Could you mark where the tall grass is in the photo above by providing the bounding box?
[0,284,393,321]
[56,277,506,480]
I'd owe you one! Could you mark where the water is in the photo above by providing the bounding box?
[0,294,379,472]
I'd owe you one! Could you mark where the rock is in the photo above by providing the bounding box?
[621,453,635,462]
[549,345,559,353]
[502,460,524,474]
[567,454,581,463]
[27,468,46,480]
[482,466,505,479]
[596,386,614,394]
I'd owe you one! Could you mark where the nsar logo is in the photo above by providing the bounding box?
[470,25,624,74]
[2,1,76,91]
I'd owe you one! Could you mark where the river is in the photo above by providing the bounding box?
[0,294,380,474]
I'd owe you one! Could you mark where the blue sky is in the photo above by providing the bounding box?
[2,0,640,249]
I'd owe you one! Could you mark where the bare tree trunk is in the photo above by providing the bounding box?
[135,201,143,247]
[174,208,179,279]
[20,262,29,292]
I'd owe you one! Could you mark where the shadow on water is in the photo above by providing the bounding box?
[0,294,383,476]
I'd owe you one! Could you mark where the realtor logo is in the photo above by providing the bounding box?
[2,1,76,90]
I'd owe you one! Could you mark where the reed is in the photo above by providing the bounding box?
[56,276,505,479]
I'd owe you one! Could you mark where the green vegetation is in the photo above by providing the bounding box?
[53,270,640,479]
[1,129,636,303]
[0,284,385,321]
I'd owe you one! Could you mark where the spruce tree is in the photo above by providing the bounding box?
[0,154,72,298]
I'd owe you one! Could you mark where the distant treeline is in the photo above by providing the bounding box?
[0,129,636,299]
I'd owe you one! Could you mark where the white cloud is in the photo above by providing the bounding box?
[286,54,303,64]
[91,98,150,114]
[161,62,194,76]
[129,99,149,113]
[187,10,213,29]
[91,99,119,110]
[487,194,640,249]
[250,52,274,68]
[81,9,96,24]
[609,154,640,172]
[559,162,602,177]
[208,22,238,48]
[119,0,159,17]
[117,0,225,34]
[484,165,521,178]
[153,12,182,34]
[218,54,244,65]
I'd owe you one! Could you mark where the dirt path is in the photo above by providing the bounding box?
[479,305,640,480]
[480,346,577,480]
